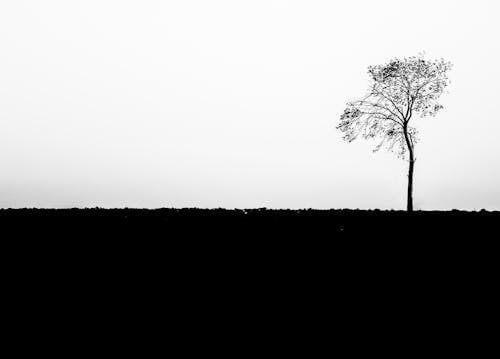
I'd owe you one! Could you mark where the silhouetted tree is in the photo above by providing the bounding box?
[337,54,452,211]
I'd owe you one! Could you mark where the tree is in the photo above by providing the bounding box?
[337,54,452,211]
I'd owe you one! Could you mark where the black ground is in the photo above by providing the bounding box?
[4,208,497,285]
[1,207,498,235]
[2,208,497,255]
[3,208,497,273]
[3,208,496,345]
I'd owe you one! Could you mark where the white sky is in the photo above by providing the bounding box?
[1,0,499,209]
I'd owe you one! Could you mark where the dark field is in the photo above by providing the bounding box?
[2,208,498,239]
[4,208,497,275]
[3,208,496,271]
[3,208,497,296]
[4,208,497,280]
[3,208,496,327]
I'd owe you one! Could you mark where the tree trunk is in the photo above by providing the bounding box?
[403,124,415,212]
[407,157,414,212]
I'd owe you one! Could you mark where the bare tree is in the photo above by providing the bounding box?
[337,54,452,211]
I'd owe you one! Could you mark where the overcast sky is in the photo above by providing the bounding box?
[1,0,499,210]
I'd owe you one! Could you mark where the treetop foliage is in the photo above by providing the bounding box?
[338,54,452,159]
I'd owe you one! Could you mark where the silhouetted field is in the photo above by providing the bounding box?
[1,208,498,238]
[4,208,497,277]
[3,208,496,324]
[3,207,497,288]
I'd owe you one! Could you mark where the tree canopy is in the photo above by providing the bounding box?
[337,54,452,159]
